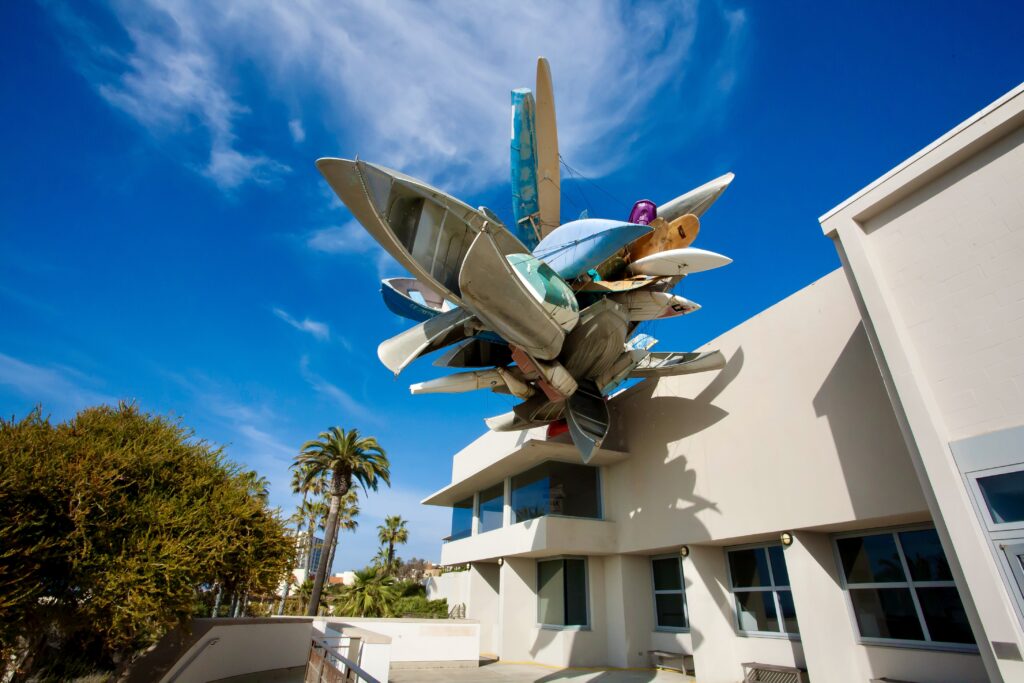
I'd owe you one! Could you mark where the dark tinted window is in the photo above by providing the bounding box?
[899,529,952,582]
[478,483,504,533]
[977,470,1024,524]
[837,534,905,583]
[511,461,599,523]
[652,557,681,591]
[450,497,473,541]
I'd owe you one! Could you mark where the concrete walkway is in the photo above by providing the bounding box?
[389,661,693,682]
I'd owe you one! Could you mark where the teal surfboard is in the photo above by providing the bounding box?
[511,88,541,250]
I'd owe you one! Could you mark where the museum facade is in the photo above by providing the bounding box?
[424,84,1024,683]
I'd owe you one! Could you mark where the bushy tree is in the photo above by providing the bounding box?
[334,569,399,618]
[0,404,293,680]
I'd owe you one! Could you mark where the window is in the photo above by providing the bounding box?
[511,461,600,523]
[449,497,473,541]
[835,527,975,649]
[478,482,504,533]
[651,556,688,630]
[971,464,1024,529]
[726,544,799,636]
[537,558,588,627]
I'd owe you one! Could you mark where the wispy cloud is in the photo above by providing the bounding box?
[273,307,330,341]
[289,118,306,144]
[43,0,743,193]
[299,355,374,422]
[0,352,117,415]
[47,0,290,190]
[306,220,404,280]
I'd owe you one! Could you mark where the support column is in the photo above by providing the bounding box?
[787,531,863,683]
[686,545,741,683]
[604,554,655,667]
[498,557,535,663]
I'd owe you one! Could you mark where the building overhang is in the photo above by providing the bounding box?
[421,437,629,507]
[439,515,618,565]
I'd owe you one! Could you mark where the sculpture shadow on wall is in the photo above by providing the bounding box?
[526,348,744,670]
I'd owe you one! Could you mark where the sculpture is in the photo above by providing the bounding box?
[317,58,733,461]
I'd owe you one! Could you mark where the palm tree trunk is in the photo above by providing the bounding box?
[326,529,339,580]
[278,577,291,615]
[387,541,395,571]
[307,476,347,615]
[212,583,222,618]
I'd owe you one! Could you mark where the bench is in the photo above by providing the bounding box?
[648,650,694,674]
[742,661,808,683]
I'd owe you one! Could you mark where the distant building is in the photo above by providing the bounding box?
[328,571,356,587]
[424,85,1024,683]
[306,537,324,574]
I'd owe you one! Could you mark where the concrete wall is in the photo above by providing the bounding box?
[317,617,478,668]
[156,620,313,683]
[822,83,1024,683]
[425,570,470,607]
[467,563,501,654]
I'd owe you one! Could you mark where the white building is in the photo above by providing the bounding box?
[423,84,1024,682]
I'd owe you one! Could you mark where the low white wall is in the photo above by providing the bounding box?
[160,621,313,683]
[318,617,479,666]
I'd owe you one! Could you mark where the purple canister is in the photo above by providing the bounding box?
[628,199,657,225]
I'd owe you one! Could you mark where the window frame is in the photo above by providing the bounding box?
[535,556,591,631]
[509,459,603,525]
[832,524,978,653]
[650,553,689,633]
[725,542,800,640]
[966,462,1024,533]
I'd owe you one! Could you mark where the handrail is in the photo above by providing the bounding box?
[307,638,380,683]
[165,637,220,683]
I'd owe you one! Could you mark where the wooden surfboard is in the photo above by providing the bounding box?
[628,214,700,261]
[535,57,560,238]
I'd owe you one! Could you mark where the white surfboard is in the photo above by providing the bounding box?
[628,247,732,277]
[608,290,700,321]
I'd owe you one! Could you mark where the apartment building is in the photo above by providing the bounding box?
[424,84,1024,683]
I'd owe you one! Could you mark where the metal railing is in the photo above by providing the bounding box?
[305,637,379,683]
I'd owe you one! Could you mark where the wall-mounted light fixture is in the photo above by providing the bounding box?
[679,545,690,558]
[780,531,794,547]
[497,557,504,566]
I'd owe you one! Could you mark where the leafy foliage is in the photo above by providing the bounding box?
[0,405,293,679]
[334,569,399,618]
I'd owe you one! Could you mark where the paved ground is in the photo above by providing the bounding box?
[389,661,693,682]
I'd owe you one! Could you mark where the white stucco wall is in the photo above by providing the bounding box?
[823,83,1024,683]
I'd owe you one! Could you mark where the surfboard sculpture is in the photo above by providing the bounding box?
[316,57,736,460]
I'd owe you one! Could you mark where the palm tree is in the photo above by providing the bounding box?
[295,427,390,616]
[377,515,409,574]
[337,568,399,617]
[324,490,360,582]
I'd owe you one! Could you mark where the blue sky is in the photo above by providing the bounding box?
[2,0,1022,570]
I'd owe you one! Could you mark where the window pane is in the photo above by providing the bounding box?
[736,591,779,632]
[729,548,770,588]
[450,497,473,541]
[537,560,565,625]
[652,557,682,591]
[837,534,906,583]
[849,588,924,641]
[916,587,975,644]
[511,466,550,522]
[564,559,588,626]
[478,483,504,533]
[977,470,1024,524]
[778,590,799,634]
[548,462,600,518]
[656,593,687,628]
[511,462,600,523]
[768,545,790,586]
[898,529,953,582]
